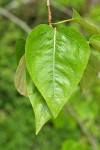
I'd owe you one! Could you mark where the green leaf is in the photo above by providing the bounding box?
[72,9,100,35]
[72,9,81,19]
[16,38,26,65]
[26,71,52,135]
[80,53,100,92]
[14,55,28,97]
[89,35,100,52]
[25,24,90,118]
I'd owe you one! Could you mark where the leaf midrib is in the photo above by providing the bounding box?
[53,28,56,100]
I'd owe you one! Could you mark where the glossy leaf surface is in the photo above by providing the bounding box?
[25,24,90,118]
[16,38,26,65]
[26,71,52,135]
[89,35,100,52]
[14,55,28,96]
[73,9,100,35]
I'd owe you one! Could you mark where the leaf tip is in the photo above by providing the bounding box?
[50,110,58,119]
[35,130,39,135]
[35,125,42,135]
[72,9,81,19]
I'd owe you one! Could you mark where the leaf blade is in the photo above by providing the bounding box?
[25,24,90,118]
[72,9,100,35]
[14,55,28,97]
[26,71,52,135]
[89,35,100,52]
[80,53,100,92]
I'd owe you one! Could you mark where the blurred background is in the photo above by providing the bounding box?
[0,0,100,150]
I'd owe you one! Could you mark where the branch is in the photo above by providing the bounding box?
[90,0,100,6]
[66,102,98,150]
[0,7,31,33]
[47,0,52,25]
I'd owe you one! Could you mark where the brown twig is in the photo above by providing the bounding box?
[66,102,98,150]
[47,0,52,25]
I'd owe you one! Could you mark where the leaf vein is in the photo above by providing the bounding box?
[53,28,56,100]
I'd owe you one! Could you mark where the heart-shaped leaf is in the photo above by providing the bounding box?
[26,71,52,135]
[25,24,90,118]
[89,35,100,52]
[72,9,100,35]
[16,38,26,65]
[14,55,28,96]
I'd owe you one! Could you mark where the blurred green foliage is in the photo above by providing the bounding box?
[55,0,85,10]
[0,0,100,149]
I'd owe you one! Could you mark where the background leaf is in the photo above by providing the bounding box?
[26,71,52,135]
[80,53,100,92]
[25,24,90,118]
[72,9,100,35]
[14,55,28,97]
[72,9,81,19]
[16,38,26,65]
[89,35,100,52]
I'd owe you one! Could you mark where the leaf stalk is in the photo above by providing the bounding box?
[51,18,74,25]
